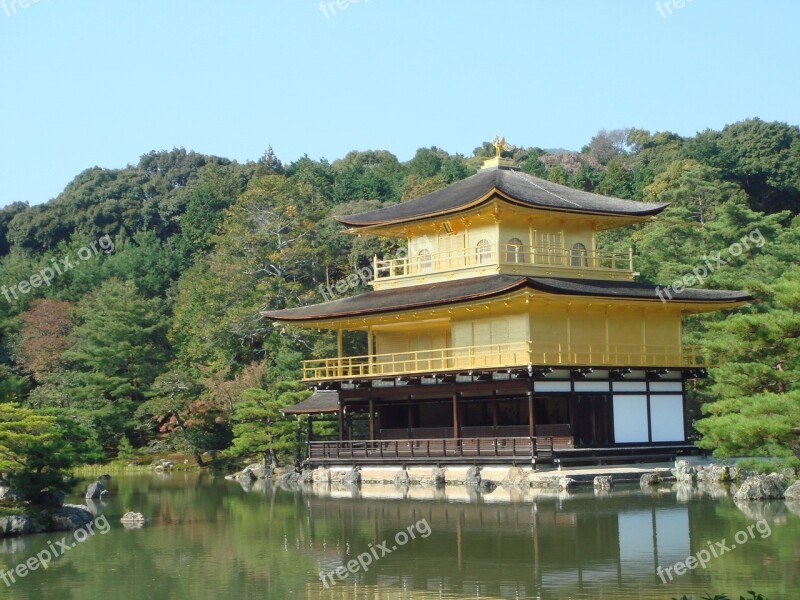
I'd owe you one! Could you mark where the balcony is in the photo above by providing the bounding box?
[373,242,633,283]
[301,341,706,381]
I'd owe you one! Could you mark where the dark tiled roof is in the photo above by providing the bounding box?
[527,277,754,302]
[262,275,752,322]
[282,390,339,415]
[263,275,525,321]
[336,166,669,227]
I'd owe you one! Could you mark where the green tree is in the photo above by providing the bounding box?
[0,404,98,501]
[60,279,169,449]
[227,385,307,468]
[694,268,800,465]
[136,369,230,466]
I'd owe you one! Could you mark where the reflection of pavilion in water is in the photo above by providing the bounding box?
[303,486,694,598]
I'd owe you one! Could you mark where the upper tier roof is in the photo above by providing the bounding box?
[262,275,753,322]
[336,165,669,227]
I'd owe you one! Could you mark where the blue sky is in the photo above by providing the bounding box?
[1,0,798,208]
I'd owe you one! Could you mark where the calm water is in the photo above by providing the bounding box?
[0,473,796,599]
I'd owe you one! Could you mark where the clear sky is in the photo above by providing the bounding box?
[1,0,798,208]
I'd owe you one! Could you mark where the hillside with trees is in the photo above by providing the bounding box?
[1,118,799,492]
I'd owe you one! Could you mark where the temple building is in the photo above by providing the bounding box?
[264,144,752,466]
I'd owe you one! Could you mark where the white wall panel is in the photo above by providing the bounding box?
[613,395,649,442]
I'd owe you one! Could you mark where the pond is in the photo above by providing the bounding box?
[0,474,795,599]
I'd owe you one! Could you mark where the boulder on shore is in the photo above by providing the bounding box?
[696,463,738,484]
[278,471,301,486]
[783,480,800,501]
[0,515,31,537]
[0,483,20,502]
[35,489,65,508]
[237,467,257,483]
[244,463,273,480]
[733,474,785,502]
[50,505,93,531]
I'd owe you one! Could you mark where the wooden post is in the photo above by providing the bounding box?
[452,390,459,439]
[337,328,343,377]
[528,391,535,437]
[368,397,375,441]
[367,326,374,375]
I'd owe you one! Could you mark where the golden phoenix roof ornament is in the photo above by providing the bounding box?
[492,135,513,158]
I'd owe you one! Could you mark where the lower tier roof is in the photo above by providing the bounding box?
[262,275,753,322]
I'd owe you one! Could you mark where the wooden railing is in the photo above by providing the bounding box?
[301,341,706,381]
[306,436,560,465]
[373,242,633,281]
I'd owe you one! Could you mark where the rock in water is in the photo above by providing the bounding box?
[85,481,107,499]
[479,479,496,492]
[640,472,661,487]
[783,480,800,501]
[343,467,361,485]
[558,477,576,491]
[121,512,147,528]
[672,460,696,483]
[734,474,785,501]
[245,463,272,479]
[237,467,257,483]
[393,469,410,487]
[465,466,481,487]
[594,476,613,490]
[279,471,301,486]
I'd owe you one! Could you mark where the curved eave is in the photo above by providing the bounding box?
[336,190,668,229]
[262,276,527,323]
[334,167,669,228]
[261,275,753,325]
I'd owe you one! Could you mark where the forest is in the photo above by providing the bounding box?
[0,118,798,496]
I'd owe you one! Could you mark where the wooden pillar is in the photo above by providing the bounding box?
[294,416,303,467]
[337,328,343,358]
[337,404,344,441]
[452,389,459,439]
[407,401,414,437]
[491,397,498,436]
[527,391,535,437]
[367,326,374,375]
[307,414,314,443]
[368,397,375,441]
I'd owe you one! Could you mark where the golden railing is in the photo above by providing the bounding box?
[373,243,633,281]
[301,342,706,381]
